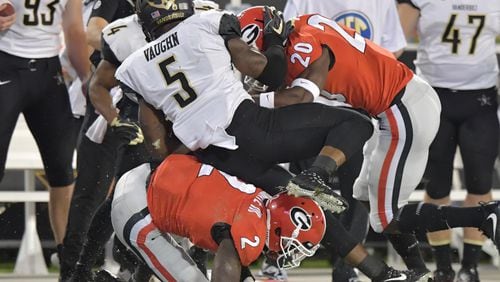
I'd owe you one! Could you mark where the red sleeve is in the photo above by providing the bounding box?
[230,208,267,266]
[285,29,323,85]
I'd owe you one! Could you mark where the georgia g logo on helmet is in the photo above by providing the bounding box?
[241,24,260,47]
[290,207,312,231]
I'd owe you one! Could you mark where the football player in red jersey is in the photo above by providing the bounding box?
[112,154,326,281]
[239,5,500,277]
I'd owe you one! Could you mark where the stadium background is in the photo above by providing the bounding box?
[0,0,499,274]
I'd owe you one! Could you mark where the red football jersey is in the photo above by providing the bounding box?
[286,14,414,116]
[147,154,270,266]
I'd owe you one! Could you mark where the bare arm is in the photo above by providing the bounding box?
[273,46,330,107]
[211,238,241,282]
[89,60,118,123]
[397,3,420,42]
[86,17,109,51]
[62,0,90,82]
[137,99,188,159]
[138,99,169,161]
[227,38,267,79]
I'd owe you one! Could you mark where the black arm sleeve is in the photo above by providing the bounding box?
[90,0,120,22]
[256,45,287,91]
[396,0,419,9]
[219,14,242,49]
[100,34,121,67]
[211,222,232,245]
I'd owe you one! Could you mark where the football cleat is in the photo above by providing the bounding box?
[406,268,433,282]
[257,258,288,281]
[456,267,479,282]
[433,268,455,282]
[478,201,500,253]
[93,270,121,282]
[286,169,348,213]
[373,267,408,282]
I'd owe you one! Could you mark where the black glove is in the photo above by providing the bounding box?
[262,6,293,50]
[110,117,144,146]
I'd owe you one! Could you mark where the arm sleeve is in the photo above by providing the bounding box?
[285,31,323,85]
[380,0,407,52]
[218,13,242,48]
[101,33,121,67]
[90,0,119,22]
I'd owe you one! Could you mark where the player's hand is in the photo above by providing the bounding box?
[262,6,293,50]
[0,2,16,31]
[110,117,144,146]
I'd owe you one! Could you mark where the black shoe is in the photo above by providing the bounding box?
[286,169,348,213]
[94,270,121,282]
[433,268,455,282]
[188,246,208,276]
[479,201,500,253]
[406,268,433,282]
[456,267,479,282]
[332,259,360,282]
[373,267,408,282]
[69,270,94,282]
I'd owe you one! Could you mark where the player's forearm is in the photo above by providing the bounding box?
[89,82,117,124]
[211,239,241,282]
[65,33,90,82]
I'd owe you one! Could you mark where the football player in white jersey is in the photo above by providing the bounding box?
[398,1,500,281]
[283,0,406,58]
[0,0,90,265]
[59,0,141,280]
[67,3,220,281]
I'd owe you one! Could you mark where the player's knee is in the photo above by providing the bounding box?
[46,168,74,188]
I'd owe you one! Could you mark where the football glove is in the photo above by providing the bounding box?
[110,117,144,146]
[262,6,293,50]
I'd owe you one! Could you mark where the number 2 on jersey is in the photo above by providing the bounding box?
[442,14,485,54]
[24,0,59,26]
[158,56,198,108]
[308,14,366,52]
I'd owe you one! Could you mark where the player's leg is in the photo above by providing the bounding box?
[0,51,25,182]
[112,163,208,282]
[457,87,499,281]
[224,101,373,211]
[23,57,79,247]
[422,87,459,281]
[354,76,440,280]
[61,134,119,279]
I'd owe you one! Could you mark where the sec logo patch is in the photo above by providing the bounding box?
[334,11,373,40]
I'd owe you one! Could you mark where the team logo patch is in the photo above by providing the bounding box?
[290,207,311,231]
[334,11,373,40]
[241,24,260,46]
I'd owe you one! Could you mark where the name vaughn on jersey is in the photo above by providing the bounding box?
[144,32,179,61]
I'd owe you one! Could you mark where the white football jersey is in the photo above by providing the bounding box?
[410,0,500,89]
[116,11,252,151]
[283,0,406,52]
[0,0,69,58]
[102,14,146,63]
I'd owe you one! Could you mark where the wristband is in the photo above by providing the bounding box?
[259,92,275,108]
[291,78,320,98]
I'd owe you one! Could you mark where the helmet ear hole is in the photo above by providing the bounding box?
[275,227,281,237]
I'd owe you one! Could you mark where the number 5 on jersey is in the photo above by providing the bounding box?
[158,56,198,108]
